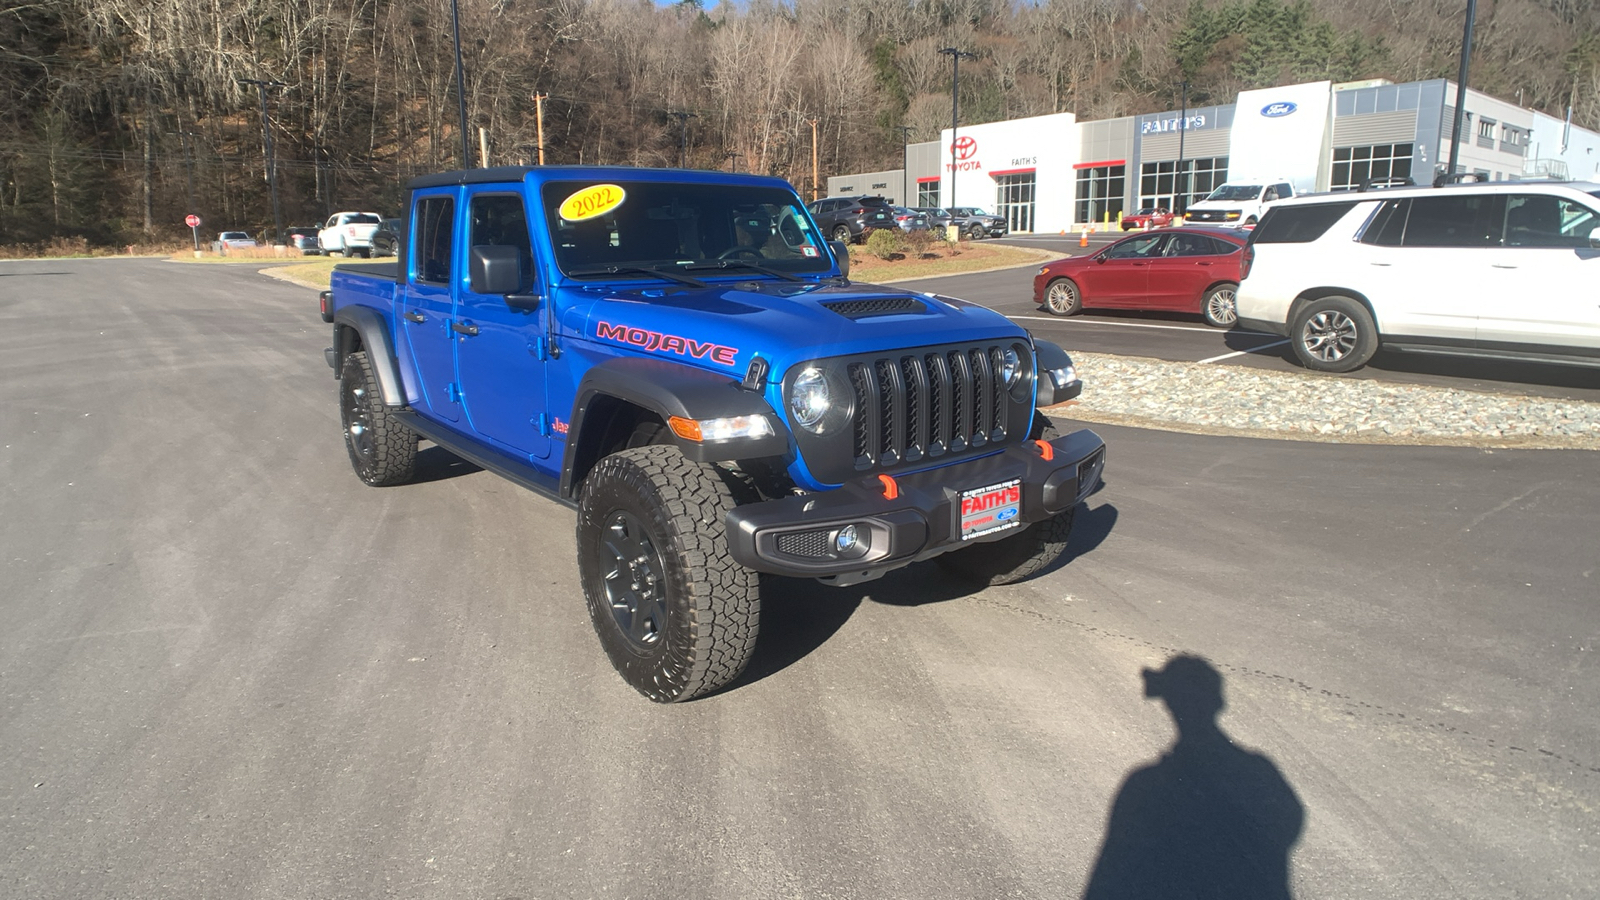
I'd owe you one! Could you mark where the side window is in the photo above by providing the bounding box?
[1107,234,1166,259]
[1504,194,1598,249]
[1361,199,1409,247]
[469,193,533,287]
[1251,202,1360,244]
[1197,236,1240,256]
[415,196,455,285]
[1402,194,1504,248]
[1275,182,1293,198]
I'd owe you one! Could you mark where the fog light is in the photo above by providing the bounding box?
[834,525,859,554]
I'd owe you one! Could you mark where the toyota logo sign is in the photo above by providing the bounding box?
[952,136,978,160]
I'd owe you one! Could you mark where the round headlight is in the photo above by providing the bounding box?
[790,367,831,431]
[999,347,1023,388]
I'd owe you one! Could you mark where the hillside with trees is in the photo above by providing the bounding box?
[2,0,1596,248]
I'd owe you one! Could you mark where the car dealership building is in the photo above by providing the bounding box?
[826,78,1600,235]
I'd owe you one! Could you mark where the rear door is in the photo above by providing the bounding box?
[1143,233,1237,311]
[455,188,552,459]
[1360,194,1498,345]
[399,192,462,421]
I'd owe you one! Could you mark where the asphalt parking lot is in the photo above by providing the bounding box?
[2,257,1595,899]
[908,234,1600,404]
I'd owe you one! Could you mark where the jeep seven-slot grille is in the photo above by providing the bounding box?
[846,344,1016,471]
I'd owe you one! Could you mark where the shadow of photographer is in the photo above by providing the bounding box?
[1082,655,1303,900]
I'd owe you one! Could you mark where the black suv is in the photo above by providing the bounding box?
[370,217,403,258]
[807,196,896,243]
[948,207,1009,240]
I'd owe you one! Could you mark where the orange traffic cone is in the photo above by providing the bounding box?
[1079,228,1089,248]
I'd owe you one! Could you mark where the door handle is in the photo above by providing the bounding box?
[451,321,480,336]
[403,311,425,323]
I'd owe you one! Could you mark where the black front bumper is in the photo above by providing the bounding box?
[726,428,1105,584]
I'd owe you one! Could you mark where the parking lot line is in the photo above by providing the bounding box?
[1009,315,1235,335]
[1196,340,1290,364]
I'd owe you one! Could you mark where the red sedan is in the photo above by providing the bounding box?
[1032,226,1246,327]
[1119,207,1176,230]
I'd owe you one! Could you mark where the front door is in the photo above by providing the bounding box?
[1082,232,1166,306]
[1477,193,1600,356]
[455,189,552,459]
[400,193,461,421]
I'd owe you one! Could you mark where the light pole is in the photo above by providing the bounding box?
[167,129,199,214]
[1176,80,1190,215]
[451,0,471,168]
[238,79,284,246]
[1445,0,1479,181]
[938,48,975,212]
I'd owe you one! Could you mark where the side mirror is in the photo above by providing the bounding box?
[1590,226,1600,250]
[469,245,524,295]
[829,239,850,278]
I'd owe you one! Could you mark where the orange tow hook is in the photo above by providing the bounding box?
[877,474,899,500]
[1033,439,1054,461]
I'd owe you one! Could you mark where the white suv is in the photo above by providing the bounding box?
[1235,180,1600,372]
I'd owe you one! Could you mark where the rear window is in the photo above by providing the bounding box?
[345,213,382,225]
[1250,202,1359,244]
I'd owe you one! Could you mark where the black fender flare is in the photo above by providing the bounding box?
[560,356,790,497]
[1032,338,1083,407]
[331,306,406,408]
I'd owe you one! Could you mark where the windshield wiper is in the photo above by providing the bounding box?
[681,259,803,282]
[566,265,706,288]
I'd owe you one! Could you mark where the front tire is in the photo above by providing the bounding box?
[1202,283,1238,328]
[934,421,1075,586]
[1291,295,1378,372]
[967,224,984,240]
[340,351,417,486]
[1043,278,1082,316]
[577,446,760,702]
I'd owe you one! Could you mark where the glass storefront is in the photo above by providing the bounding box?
[1074,165,1125,226]
[1139,157,1228,213]
[1331,144,1414,191]
[995,172,1037,233]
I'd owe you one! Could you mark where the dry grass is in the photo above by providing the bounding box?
[846,241,1052,282]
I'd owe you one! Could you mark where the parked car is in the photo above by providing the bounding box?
[948,206,1009,239]
[1236,180,1600,372]
[285,226,321,254]
[806,195,897,243]
[370,217,403,257]
[1184,181,1295,226]
[914,207,955,230]
[1033,226,1247,327]
[891,206,930,232]
[1120,207,1175,230]
[215,231,257,254]
[317,211,384,258]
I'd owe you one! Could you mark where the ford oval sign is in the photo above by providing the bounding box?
[1261,102,1297,118]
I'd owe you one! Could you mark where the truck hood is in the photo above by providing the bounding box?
[560,277,1026,381]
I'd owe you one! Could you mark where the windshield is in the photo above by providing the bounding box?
[1134,208,1157,216]
[221,232,249,240]
[542,180,833,278]
[1205,185,1264,202]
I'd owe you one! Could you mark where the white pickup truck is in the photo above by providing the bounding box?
[317,212,384,258]
[1183,180,1295,227]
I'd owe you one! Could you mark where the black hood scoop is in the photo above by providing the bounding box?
[820,296,928,319]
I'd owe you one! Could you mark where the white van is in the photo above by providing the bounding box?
[1235,180,1600,372]
[1184,181,1295,227]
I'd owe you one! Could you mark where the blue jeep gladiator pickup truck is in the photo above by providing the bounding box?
[320,165,1105,701]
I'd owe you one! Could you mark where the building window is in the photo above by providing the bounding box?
[917,181,940,207]
[995,172,1037,233]
[1075,165,1125,225]
[1331,144,1414,191]
[1139,157,1227,213]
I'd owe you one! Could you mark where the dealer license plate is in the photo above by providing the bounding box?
[959,478,1022,541]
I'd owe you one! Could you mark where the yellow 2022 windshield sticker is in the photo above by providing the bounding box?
[559,184,626,222]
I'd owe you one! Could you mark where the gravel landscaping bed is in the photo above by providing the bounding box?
[1049,352,1600,450]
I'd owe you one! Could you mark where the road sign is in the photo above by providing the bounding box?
[185,214,201,228]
